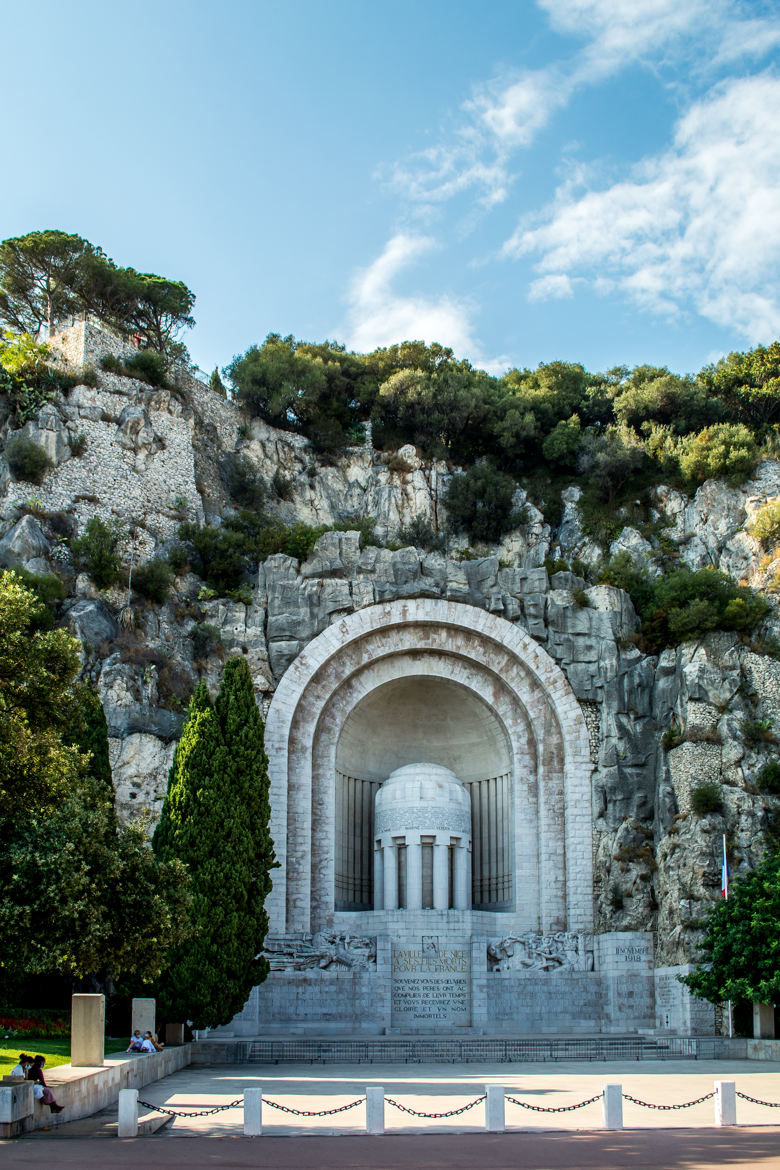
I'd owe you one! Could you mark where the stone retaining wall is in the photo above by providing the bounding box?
[0,1044,191,1137]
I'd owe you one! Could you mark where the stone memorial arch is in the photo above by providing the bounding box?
[219,599,666,1036]
[264,599,594,941]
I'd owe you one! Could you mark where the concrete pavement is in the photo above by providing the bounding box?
[4,1128,780,1168]
[92,1057,780,1136]
[5,1057,780,1167]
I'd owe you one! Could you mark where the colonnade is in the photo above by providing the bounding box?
[373,834,470,911]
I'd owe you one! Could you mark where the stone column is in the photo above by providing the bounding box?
[433,838,450,909]
[406,836,423,910]
[71,994,105,1067]
[131,997,155,1038]
[753,1002,775,1039]
[453,839,470,910]
[383,837,398,910]
[374,844,384,911]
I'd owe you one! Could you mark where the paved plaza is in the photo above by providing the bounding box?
[115,1056,780,1136]
[5,1056,780,1167]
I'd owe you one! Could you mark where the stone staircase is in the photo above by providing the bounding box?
[191,1035,738,1066]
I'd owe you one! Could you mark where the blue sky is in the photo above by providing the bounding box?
[3,0,780,379]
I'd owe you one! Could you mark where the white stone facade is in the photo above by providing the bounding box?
[213,598,661,1037]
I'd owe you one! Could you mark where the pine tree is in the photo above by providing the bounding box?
[153,661,275,1027]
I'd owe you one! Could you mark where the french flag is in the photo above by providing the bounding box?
[721,834,729,900]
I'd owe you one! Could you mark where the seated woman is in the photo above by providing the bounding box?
[27,1055,64,1113]
[9,1054,31,1078]
[127,1030,144,1052]
[140,1031,164,1052]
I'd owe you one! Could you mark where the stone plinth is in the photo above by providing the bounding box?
[655,965,715,1035]
[0,1080,34,1138]
[753,1002,775,1039]
[596,932,655,1033]
[131,997,156,1038]
[71,994,105,1067]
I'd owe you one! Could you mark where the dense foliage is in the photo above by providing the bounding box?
[0,332,81,425]
[445,463,519,543]
[0,230,195,356]
[176,512,377,595]
[225,335,780,499]
[5,435,52,483]
[682,850,780,1004]
[132,557,174,604]
[598,555,769,652]
[71,516,124,589]
[152,660,275,1027]
[0,572,190,982]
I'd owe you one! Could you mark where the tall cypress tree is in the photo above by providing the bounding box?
[153,662,275,1027]
[66,683,114,795]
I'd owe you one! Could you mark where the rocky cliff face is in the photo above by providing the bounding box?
[3,320,780,970]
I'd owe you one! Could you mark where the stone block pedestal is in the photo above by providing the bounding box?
[71,994,105,1067]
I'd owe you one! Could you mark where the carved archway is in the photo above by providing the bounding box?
[265,600,593,936]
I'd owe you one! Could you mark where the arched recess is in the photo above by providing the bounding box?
[264,600,593,936]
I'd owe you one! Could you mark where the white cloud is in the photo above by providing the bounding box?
[506,75,780,342]
[344,234,511,372]
[528,273,575,301]
[345,233,479,355]
[385,0,780,216]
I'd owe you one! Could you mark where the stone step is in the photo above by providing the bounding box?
[191,1035,735,1066]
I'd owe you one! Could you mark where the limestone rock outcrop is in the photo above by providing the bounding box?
[3,318,780,971]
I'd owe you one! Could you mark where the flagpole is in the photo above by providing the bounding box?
[722,833,733,1039]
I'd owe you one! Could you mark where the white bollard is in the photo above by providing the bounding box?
[485,1084,505,1132]
[118,1088,138,1138]
[244,1088,263,1136]
[366,1085,385,1134]
[715,1081,737,1126]
[602,1083,623,1131]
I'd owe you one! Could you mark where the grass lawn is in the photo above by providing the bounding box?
[0,1038,128,1077]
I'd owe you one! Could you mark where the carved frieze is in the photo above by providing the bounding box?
[487,931,594,973]
[264,932,377,971]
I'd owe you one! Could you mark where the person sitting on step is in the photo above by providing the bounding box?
[27,1055,64,1113]
[127,1030,144,1052]
[10,1054,32,1078]
[140,1031,164,1052]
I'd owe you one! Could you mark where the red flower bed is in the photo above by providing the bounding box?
[0,1015,69,1038]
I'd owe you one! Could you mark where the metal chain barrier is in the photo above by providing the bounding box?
[506,1093,603,1113]
[263,1097,365,1117]
[386,1094,486,1118]
[736,1091,780,1108]
[622,1091,715,1111]
[137,1097,244,1118]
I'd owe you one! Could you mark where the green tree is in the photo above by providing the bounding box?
[373,364,495,461]
[209,367,227,396]
[124,273,196,354]
[153,660,275,1027]
[0,230,95,332]
[639,567,769,652]
[445,463,519,543]
[66,683,113,793]
[612,367,719,435]
[71,516,124,588]
[0,230,196,358]
[677,423,760,486]
[704,342,780,427]
[749,498,780,549]
[0,571,83,818]
[682,850,780,1004]
[577,428,646,505]
[541,414,582,467]
[227,333,373,454]
[0,572,190,981]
